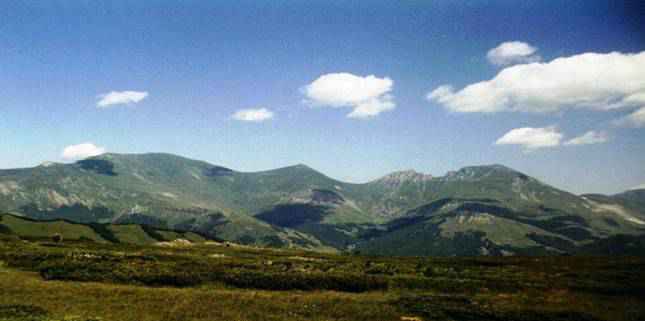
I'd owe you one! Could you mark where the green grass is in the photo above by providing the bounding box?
[107,225,158,245]
[1,238,644,321]
[0,214,211,246]
[0,215,105,242]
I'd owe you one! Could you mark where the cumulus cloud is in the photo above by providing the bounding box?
[97,91,148,108]
[487,41,541,66]
[495,126,563,151]
[428,51,645,114]
[302,73,395,119]
[614,107,645,127]
[564,131,609,146]
[61,143,106,160]
[232,108,274,122]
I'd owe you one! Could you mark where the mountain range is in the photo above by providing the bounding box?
[1,153,644,255]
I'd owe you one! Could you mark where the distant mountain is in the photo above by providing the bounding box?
[615,189,645,208]
[581,189,645,226]
[355,166,645,256]
[1,153,644,255]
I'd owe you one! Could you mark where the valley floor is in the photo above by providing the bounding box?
[0,240,644,321]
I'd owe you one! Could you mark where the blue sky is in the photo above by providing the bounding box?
[1,1,644,194]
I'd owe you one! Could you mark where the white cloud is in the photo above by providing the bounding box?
[232,108,274,122]
[428,51,645,114]
[97,91,148,108]
[487,41,541,66]
[614,107,645,127]
[495,126,563,151]
[303,73,395,119]
[61,143,106,160]
[564,131,609,146]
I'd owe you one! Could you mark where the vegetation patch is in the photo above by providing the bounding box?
[256,204,331,228]
[0,224,13,235]
[19,204,114,224]
[75,159,117,176]
[395,294,601,321]
[0,304,49,321]
[221,271,388,292]
[0,240,644,320]
[203,166,234,177]
[114,214,167,228]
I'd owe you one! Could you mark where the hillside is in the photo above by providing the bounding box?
[1,153,644,256]
[0,213,207,245]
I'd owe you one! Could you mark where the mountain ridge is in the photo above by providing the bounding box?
[13,152,620,197]
[1,152,644,256]
[8,153,565,191]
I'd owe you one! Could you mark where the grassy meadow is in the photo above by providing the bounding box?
[0,238,644,321]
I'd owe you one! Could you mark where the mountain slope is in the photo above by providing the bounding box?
[356,198,588,256]
[0,154,334,250]
[614,189,645,211]
[353,166,645,256]
[0,213,207,245]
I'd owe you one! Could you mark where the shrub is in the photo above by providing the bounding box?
[51,234,63,243]
[0,304,49,321]
[220,271,388,292]
[37,256,389,292]
[0,223,14,235]
[365,263,398,275]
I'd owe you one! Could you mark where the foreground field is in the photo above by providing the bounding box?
[0,240,644,321]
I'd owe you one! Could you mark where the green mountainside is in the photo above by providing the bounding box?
[0,213,207,245]
[1,153,644,255]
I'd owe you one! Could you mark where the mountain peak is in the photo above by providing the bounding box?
[444,164,530,181]
[462,164,514,171]
[92,152,191,160]
[268,164,316,172]
[38,161,59,168]
[375,169,433,187]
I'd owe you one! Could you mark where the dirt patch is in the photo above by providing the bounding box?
[0,181,18,196]
[587,199,645,225]
[155,239,193,247]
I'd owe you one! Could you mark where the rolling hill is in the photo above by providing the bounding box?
[0,213,207,245]
[1,152,644,255]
